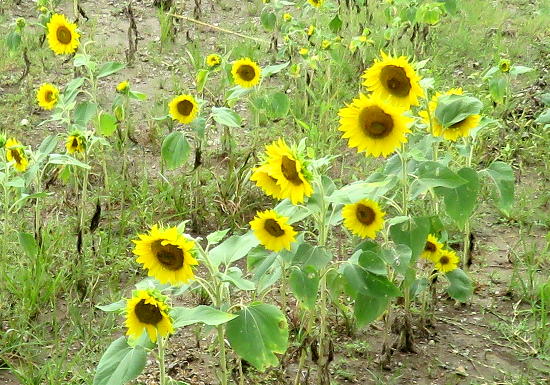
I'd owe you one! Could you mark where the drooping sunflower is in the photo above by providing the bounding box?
[116,80,130,93]
[362,51,423,109]
[263,139,313,205]
[5,138,29,172]
[338,93,412,157]
[132,225,198,285]
[36,83,59,110]
[206,54,222,68]
[418,88,481,141]
[341,199,385,239]
[46,13,80,55]
[250,164,284,199]
[168,94,199,124]
[421,234,443,262]
[250,210,297,252]
[125,289,174,343]
[434,249,460,273]
[307,0,324,7]
[65,133,85,154]
[231,58,261,88]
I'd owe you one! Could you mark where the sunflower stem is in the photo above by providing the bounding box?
[399,146,408,216]
[158,335,167,385]
[462,137,475,270]
[216,324,228,385]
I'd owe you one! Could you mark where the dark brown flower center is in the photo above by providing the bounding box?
[425,241,436,252]
[380,65,412,97]
[264,218,285,237]
[10,149,23,164]
[281,156,303,185]
[449,118,467,129]
[177,100,194,116]
[56,26,72,44]
[134,299,163,325]
[237,64,256,81]
[151,240,185,270]
[355,204,375,225]
[71,137,79,149]
[45,90,54,102]
[439,255,450,265]
[359,106,394,139]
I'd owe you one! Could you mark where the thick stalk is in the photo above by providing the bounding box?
[216,324,228,385]
[158,336,167,385]
[462,138,475,269]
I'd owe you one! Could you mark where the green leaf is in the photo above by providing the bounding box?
[97,299,126,312]
[210,231,259,267]
[6,31,21,51]
[446,269,473,302]
[219,267,256,291]
[480,161,515,216]
[289,266,319,310]
[212,107,242,127]
[434,167,479,229]
[343,264,401,299]
[74,101,98,127]
[98,113,118,136]
[291,243,332,270]
[329,14,342,33]
[261,62,289,78]
[489,76,507,104]
[161,132,191,169]
[509,65,534,76]
[97,62,125,78]
[18,232,38,258]
[261,10,276,31]
[36,135,59,162]
[267,92,290,119]
[48,154,91,169]
[440,0,458,15]
[328,174,398,204]
[411,161,468,197]
[434,94,483,128]
[389,216,431,260]
[129,91,147,101]
[535,108,550,125]
[196,69,209,93]
[93,337,147,385]
[64,77,85,105]
[354,293,389,327]
[226,303,288,372]
[273,199,312,223]
[206,229,230,245]
[358,251,386,275]
[171,305,237,328]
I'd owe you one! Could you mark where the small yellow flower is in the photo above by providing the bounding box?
[125,289,174,343]
[65,133,85,154]
[250,210,297,252]
[36,83,59,110]
[307,25,315,36]
[46,13,80,55]
[499,59,511,73]
[321,40,331,50]
[5,138,29,172]
[231,58,262,88]
[308,0,323,7]
[283,13,292,22]
[206,53,222,68]
[299,48,309,56]
[168,94,199,124]
[116,81,130,93]
[434,249,460,273]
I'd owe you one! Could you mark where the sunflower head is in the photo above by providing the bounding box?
[132,225,199,285]
[250,164,284,199]
[206,54,222,68]
[65,132,86,154]
[499,58,511,73]
[168,94,199,124]
[125,289,174,343]
[419,88,481,141]
[434,249,460,273]
[342,199,385,239]
[250,210,297,252]
[306,25,315,36]
[36,83,59,110]
[421,234,443,262]
[308,0,324,7]
[231,58,261,88]
[338,93,412,157]
[116,81,130,93]
[362,51,423,109]
[5,138,29,173]
[321,40,331,50]
[46,13,80,55]
[283,13,292,22]
[299,48,309,56]
[262,139,314,205]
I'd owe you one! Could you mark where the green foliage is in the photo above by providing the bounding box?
[161,131,191,169]
[93,337,147,385]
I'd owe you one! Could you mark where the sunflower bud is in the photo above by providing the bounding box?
[16,17,26,30]
[499,59,511,73]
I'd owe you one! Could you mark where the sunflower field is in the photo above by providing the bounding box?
[0,0,549,384]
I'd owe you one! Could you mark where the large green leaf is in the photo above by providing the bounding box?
[48,154,91,169]
[261,62,289,78]
[435,167,480,229]
[260,10,276,31]
[97,62,125,78]
[267,92,290,119]
[93,337,147,385]
[411,161,468,197]
[161,131,191,169]
[226,303,288,372]
[289,266,319,310]
[343,264,401,299]
[434,94,483,128]
[219,267,256,291]
[291,243,332,270]
[209,231,259,267]
[74,101,98,127]
[489,76,507,104]
[18,232,38,258]
[98,113,118,137]
[328,174,398,204]
[446,269,473,302]
[354,293,389,327]
[171,305,237,328]
[212,107,242,127]
[389,216,431,260]
[480,161,514,216]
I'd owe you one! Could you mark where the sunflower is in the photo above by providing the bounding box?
[308,0,324,7]
[299,48,309,56]
[321,40,331,50]
[168,94,199,124]
[250,164,284,199]
[342,199,385,239]
[250,210,297,252]
[116,80,130,93]
[206,54,222,68]
[418,88,481,141]
[36,83,59,110]
[306,25,315,36]
[283,13,292,22]
[362,51,423,109]
[5,138,29,172]
[434,249,460,273]
[338,93,412,157]
[46,13,80,55]
[264,139,313,205]
[231,58,262,88]
[132,225,198,285]
[421,234,443,262]
[125,289,174,343]
[499,59,511,73]
[65,133,85,154]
